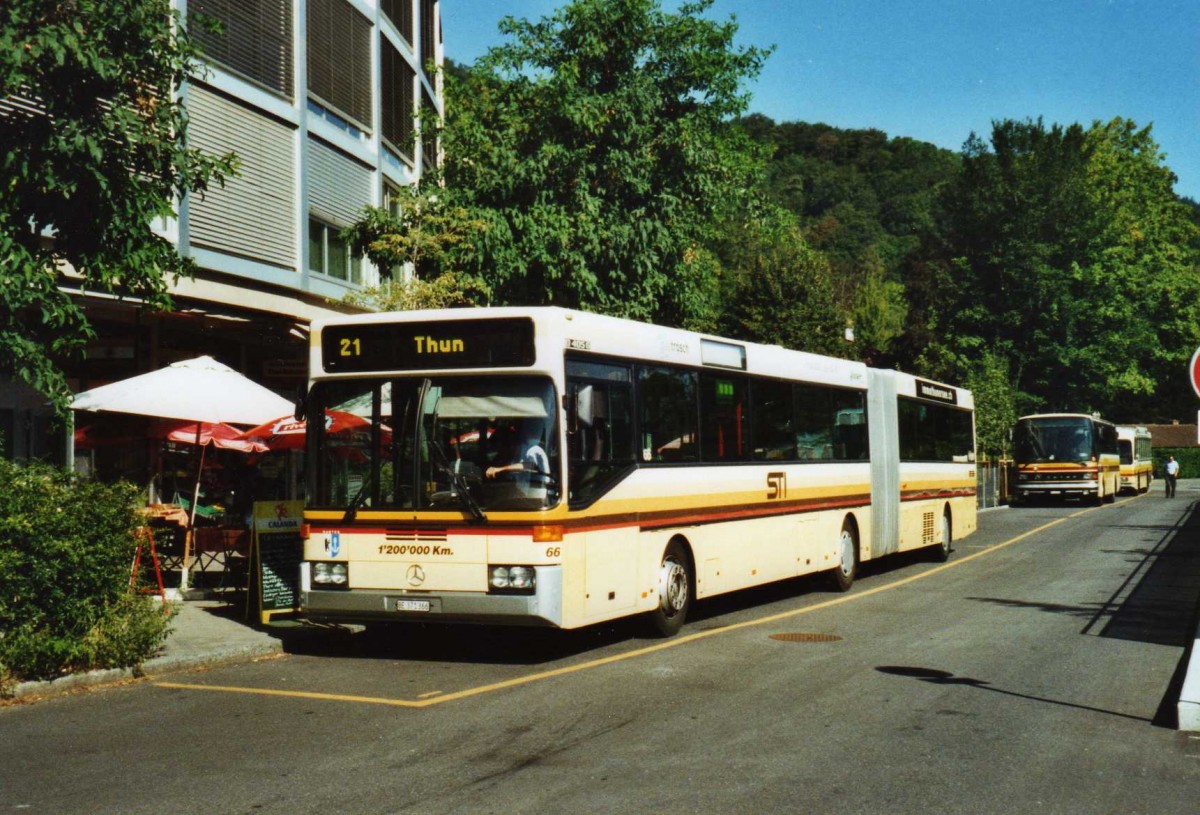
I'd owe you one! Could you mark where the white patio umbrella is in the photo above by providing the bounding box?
[71,355,294,426]
[72,356,295,589]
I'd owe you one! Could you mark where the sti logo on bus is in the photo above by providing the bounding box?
[326,531,340,557]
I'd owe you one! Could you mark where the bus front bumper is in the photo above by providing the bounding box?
[1016,481,1099,497]
[300,566,563,628]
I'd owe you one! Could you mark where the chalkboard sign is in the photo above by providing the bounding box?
[252,500,304,623]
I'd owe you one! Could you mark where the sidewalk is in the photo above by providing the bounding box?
[1170,480,1200,730]
[9,596,307,701]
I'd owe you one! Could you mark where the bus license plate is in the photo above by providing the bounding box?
[395,599,431,612]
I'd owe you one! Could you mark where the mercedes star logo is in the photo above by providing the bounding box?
[406,564,426,586]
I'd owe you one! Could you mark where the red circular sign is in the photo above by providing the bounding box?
[1191,346,1200,399]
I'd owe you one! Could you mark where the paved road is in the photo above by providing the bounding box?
[5,489,1200,814]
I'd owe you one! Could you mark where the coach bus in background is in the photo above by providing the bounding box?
[296,307,976,636]
[1012,413,1120,504]
[1117,425,1153,493]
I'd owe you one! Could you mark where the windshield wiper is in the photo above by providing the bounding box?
[430,438,487,523]
[342,470,375,524]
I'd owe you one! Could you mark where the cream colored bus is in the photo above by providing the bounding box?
[298,307,976,636]
[1117,425,1153,493]
[1013,413,1121,504]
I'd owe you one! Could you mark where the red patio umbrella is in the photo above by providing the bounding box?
[74,420,269,454]
[238,410,371,451]
[153,420,269,454]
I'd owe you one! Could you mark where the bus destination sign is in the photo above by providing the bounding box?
[915,379,958,405]
[322,318,536,373]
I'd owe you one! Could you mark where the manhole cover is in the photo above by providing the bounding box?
[769,632,843,643]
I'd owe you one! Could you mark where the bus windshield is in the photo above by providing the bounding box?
[308,376,561,515]
[1014,417,1095,463]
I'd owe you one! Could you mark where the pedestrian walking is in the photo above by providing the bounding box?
[1165,455,1179,498]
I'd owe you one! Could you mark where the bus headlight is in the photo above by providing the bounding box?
[489,565,536,594]
[312,562,349,588]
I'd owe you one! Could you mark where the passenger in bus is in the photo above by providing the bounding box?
[486,419,550,480]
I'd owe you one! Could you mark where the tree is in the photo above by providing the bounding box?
[441,0,770,326]
[713,203,849,358]
[917,117,1200,420]
[341,183,491,311]
[0,0,235,415]
[850,248,908,365]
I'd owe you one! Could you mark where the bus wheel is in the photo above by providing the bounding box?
[831,521,858,592]
[649,539,691,637]
[931,509,952,562]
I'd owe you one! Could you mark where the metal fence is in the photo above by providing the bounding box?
[977,459,1013,510]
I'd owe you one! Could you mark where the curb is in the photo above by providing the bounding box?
[7,639,284,701]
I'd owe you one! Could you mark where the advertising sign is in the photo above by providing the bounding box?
[252,500,303,623]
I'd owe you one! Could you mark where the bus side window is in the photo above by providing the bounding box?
[751,379,795,461]
[794,383,833,461]
[565,363,636,506]
[638,366,698,462]
[831,388,868,460]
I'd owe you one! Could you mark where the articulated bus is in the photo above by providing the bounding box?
[1117,425,1153,493]
[297,307,977,636]
[1012,413,1120,504]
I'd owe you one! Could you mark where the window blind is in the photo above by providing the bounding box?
[381,0,414,46]
[307,0,372,129]
[380,36,415,161]
[187,85,296,268]
[189,0,293,98]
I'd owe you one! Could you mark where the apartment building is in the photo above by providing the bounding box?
[1,0,443,462]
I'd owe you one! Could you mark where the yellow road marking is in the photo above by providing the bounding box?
[155,507,1093,708]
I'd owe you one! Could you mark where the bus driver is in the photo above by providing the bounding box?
[485,420,550,480]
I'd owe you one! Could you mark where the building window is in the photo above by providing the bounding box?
[380,35,415,161]
[307,0,372,131]
[420,88,438,169]
[419,0,438,72]
[309,219,363,284]
[381,0,414,46]
[381,183,408,281]
[189,0,293,98]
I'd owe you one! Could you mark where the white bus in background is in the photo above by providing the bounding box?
[297,307,977,636]
[1117,425,1153,493]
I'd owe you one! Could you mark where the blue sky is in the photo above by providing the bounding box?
[441,0,1200,201]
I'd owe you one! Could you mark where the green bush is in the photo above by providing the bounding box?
[0,459,174,690]
[1151,448,1200,480]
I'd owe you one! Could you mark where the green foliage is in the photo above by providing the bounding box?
[343,185,490,282]
[962,351,1018,458]
[916,117,1200,424]
[710,203,849,357]
[850,249,909,364]
[442,0,770,325]
[742,116,958,365]
[0,459,173,688]
[341,185,493,311]
[1152,448,1200,480]
[0,0,237,416]
[343,271,491,312]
